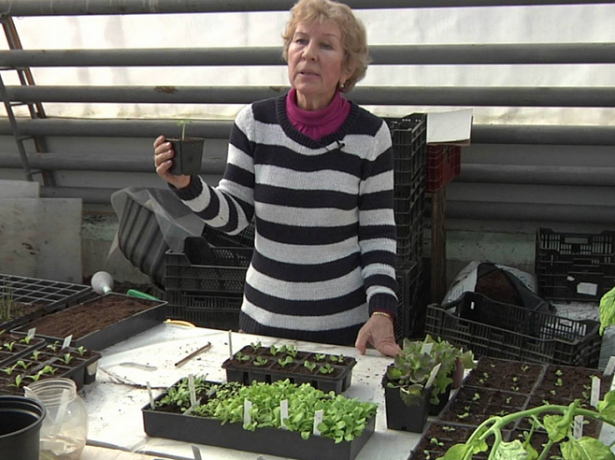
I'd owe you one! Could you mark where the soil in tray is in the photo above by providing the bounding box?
[0,301,46,328]
[454,387,529,409]
[410,423,506,460]
[534,364,612,402]
[439,395,527,430]
[22,296,157,339]
[464,357,544,394]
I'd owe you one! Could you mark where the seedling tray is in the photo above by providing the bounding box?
[11,293,167,351]
[142,380,375,460]
[0,273,93,331]
[0,333,46,367]
[222,345,357,393]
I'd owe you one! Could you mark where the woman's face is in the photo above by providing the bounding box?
[287,20,351,111]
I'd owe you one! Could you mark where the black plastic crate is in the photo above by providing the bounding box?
[163,289,242,331]
[387,114,427,189]
[202,221,255,249]
[164,236,253,294]
[394,260,423,342]
[536,228,615,301]
[0,274,93,331]
[425,294,602,367]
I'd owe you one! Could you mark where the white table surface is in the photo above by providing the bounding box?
[82,323,422,460]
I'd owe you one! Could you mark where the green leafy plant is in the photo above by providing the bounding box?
[284,345,298,358]
[253,356,268,367]
[31,350,41,361]
[76,346,87,356]
[385,335,476,406]
[250,341,262,352]
[19,335,32,345]
[16,360,30,370]
[314,354,326,362]
[318,363,335,375]
[1,364,17,375]
[330,354,345,364]
[3,341,16,352]
[46,341,60,353]
[304,360,317,372]
[9,374,23,388]
[234,351,250,362]
[438,391,615,460]
[59,353,74,365]
[270,345,281,356]
[40,365,57,375]
[277,356,294,368]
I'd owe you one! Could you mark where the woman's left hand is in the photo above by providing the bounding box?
[355,315,401,357]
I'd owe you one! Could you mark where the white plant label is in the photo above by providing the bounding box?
[146,381,155,410]
[188,374,198,408]
[421,342,433,355]
[425,363,442,389]
[26,328,36,341]
[280,399,289,430]
[244,399,253,425]
[313,409,324,436]
[228,330,233,359]
[605,356,615,376]
[191,445,203,460]
[591,376,600,407]
[576,282,597,296]
[61,335,72,350]
[573,415,584,439]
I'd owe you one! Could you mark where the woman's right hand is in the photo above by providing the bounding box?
[153,135,191,189]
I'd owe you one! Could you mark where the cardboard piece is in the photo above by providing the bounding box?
[427,109,473,146]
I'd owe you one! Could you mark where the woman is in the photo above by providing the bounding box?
[154,0,400,357]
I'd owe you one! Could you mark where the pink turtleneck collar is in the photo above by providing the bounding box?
[285,87,351,142]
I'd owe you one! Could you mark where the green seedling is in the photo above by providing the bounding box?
[555,378,564,387]
[3,341,16,352]
[19,336,32,345]
[472,393,481,402]
[46,341,60,353]
[521,365,530,372]
[314,354,326,361]
[40,365,57,375]
[59,353,73,365]
[442,426,456,432]
[284,345,298,358]
[253,356,268,367]
[1,364,17,375]
[31,350,40,361]
[430,438,444,447]
[269,345,280,356]
[76,346,87,356]
[318,363,335,375]
[16,360,30,370]
[234,351,250,362]
[177,119,192,141]
[9,374,23,388]
[329,354,345,364]
[304,360,316,372]
[250,341,261,352]
[277,356,294,368]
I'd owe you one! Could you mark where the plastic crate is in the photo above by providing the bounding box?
[536,228,615,302]
[427,145,461,192]
[425,292,602,367]
[163,289,242,331]
[387,114,427,188]
[394,260,423,342]
[164,236,253,294]
[202,222,255,249]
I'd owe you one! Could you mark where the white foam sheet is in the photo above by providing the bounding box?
[83,324,421,460]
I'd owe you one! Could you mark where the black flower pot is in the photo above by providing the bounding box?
[0,396,46,460]
[429,383,452,416]
[383,380,431,433]
[168,137,204,175]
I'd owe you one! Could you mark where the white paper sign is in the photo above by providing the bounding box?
[574,415,584,439]
[313,409,324,436]
[591,376,600,407]
[577,282,598,296]
[244,399,253,426]
[281,399,289,430]
[61,335,72,350]
[421,342,433,355]
[188,374,198,408]
[605,356,615,376]
[426,363,442,390]
[146,381,155,410]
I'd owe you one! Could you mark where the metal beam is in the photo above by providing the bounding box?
[458,164,615,186]
[5,85,615,107]
[2,43,615,66]
[0,0,612,16]
[1,119,615,145]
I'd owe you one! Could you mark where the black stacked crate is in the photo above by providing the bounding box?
[387,114,427,341]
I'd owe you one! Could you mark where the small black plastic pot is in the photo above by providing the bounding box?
[168,138,204,175]
[0,396,46,460]
[429,383,452,416]
[383,381,431,433]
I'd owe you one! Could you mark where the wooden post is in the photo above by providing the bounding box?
[431,187,447,304]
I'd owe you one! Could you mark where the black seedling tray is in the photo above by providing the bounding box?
[142,380,375,460]
[222,345,357,393]
[0,273,93,331]
[11,294,167,351]
[0,333,46,368]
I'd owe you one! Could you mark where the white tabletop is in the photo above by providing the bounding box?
[82,323,422,460]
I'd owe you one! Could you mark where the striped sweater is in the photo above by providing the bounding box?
[174,94,398,345]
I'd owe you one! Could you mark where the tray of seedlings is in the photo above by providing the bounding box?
[142,376,377,460]
[0,342,101,395]
[222,342,357,393]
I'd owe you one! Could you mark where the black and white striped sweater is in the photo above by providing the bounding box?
[174,94,398,345]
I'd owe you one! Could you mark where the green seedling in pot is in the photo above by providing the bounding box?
[430,438,444,447]
[284,344,298,358]
[329,354,345,364]
[304,360,316,372]
[253,356,268,367]
[234,351,250,362]
[19,335,32,345]
[59,353,73,365]
[250,341,261,352]
[1,364,17,375]
[41,365,57,375]
[76,346,87,356]
[46,341,60,353]
[269,345,280,356]
[27,372,44,382]
[31,350,40,361]
[318,363,335,375]
[3,341,16,352]
[314,353,326,362]
[8,374,23,388]
[277,356,294,368]
[16,360,30,370]
[177,119,192,141]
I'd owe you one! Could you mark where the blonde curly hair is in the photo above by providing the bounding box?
[282,0,371,93]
